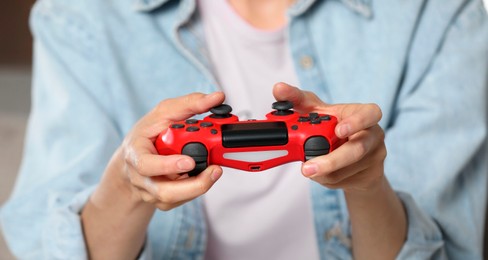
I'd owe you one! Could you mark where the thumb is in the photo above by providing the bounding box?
[272,82,326,113]
[136,92,225,138]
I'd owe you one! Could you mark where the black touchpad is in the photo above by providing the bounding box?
[221,122,288,148]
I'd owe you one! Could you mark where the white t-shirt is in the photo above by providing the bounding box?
[199,0,320,259]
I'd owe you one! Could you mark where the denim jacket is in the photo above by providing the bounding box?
[1,0,487,259]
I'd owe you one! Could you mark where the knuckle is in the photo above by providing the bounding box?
[157,190,176,205]
[123,140,138,164]
[156,203,173,211]
[317,178,340,189]
[375,143,387,161]
[368,103,383,120]
[133,155,145,173]
[141,193,156,204]
[353,141,368,161]
[322,157,336,171]
[196,179,210,194]
[188,93,207,112]
[127,169,138,184]
[184,92,203,105]
[322,173,342,185]
[380,145,387,159]
[376,126,386,141]
[156,99,170,112]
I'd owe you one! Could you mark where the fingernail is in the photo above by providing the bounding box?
[303,163,318,177]
[337,124,351,138]
[177,159,193,171]
[210,168,222,182]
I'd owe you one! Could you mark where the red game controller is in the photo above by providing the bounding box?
[155,101,346,176]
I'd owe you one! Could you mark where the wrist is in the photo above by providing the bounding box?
[343,167,387,198]
[344,174,389,198]
[81,149,156,260]
[91,148,155,213]
[344,173,407,259]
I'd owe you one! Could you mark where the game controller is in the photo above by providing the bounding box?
[155,101,346,176]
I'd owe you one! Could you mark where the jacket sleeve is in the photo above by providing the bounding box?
[385,0,488,258]
[0,1,132,258]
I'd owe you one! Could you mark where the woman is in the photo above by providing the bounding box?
[1,0,487,259]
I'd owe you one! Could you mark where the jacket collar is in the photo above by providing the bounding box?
[132,0,373,18]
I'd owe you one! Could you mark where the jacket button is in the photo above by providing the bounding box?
[300,55,314,69]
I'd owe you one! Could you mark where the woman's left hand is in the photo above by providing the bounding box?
[273,82,386,193]
[274,82,405,259]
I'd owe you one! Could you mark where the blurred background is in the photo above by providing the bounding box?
[1,0,36,258]
[0,1,487,259]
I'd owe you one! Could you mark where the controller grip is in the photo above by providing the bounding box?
[304,136,330,161]
[182,143,208,176]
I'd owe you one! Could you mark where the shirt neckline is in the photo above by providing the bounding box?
[209,0,287,44]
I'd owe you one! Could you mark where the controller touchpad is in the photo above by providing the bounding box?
[221,122,288,148]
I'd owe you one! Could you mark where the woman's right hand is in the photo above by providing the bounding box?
[82,92,225,259]
[112,91,225,211]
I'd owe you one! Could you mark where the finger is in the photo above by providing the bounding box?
[128,153,196,177]
[136,92,226,138]
[310,142,385,188]
[128,167,181,196]
[152,165,223,205]
[302,125,384,178]
[318,167,385,192]
[311,158,370,186]
[334,104,383,138]
[154,92,225,122]
[137,187,158,204]
[123,136,197,176]
[272,82,326,113]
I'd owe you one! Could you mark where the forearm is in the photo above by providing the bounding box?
[81,154,156,260]
[345,175,406,260]
[80,92,225,259]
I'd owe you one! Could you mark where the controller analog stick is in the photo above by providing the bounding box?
[272,101,294,116]
[210,104,233,118]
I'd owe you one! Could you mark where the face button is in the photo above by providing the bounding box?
[210,129,218,135]
[170,124,185,129]
[309,113,319,119]
[320,115,331,121]
[200,122,213,127]
[186,126,200,132]
[298,117,310,122]
[291,125,298,130]
[186,119,198,124]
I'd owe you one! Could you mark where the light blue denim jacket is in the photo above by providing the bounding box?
[1,0,488,259]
